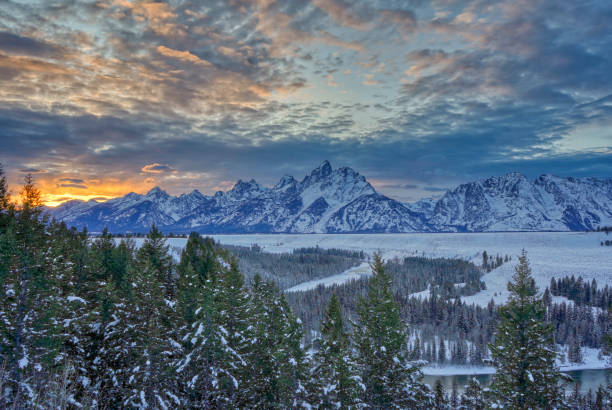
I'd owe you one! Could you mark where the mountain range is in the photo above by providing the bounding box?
[49,161,612,233]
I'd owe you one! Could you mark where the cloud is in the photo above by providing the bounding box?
[141,163,178,174]
[0,32,63,57]
[0,0,610,204]
[156,45,212,66]
[59,178,85,184]
[20,168,47,174]
[59,183,87,189]
[423,186,447,192]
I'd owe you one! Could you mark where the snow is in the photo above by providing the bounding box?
[18,354,28,369]
[196,231,612,307]
[422,365,496,376]
[285,262,371,292]
[133,232,612,376]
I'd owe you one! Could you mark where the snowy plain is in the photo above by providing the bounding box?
[140,232,612,375]
[197,231,612,306]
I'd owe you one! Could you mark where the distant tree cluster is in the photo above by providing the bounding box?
[223,243,364,289]
[550,276,612,309]
[481,250,510,272]
[596,226,612,234]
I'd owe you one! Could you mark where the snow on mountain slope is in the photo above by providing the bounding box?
[430,173,612,232]
[50,161,418,233]
[48,163,612,233]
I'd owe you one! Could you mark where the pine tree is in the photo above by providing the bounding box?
[0,162,9,215]
[488,250,567,409]
[312,293,363,409]
[116,228,178,408]
[243,275,312,408]
[0,175,63,404]
[433,379,448,409]
[173,238,254,407]
[215,259,253,405]
[460,377,484,410]
[353,254,432,409]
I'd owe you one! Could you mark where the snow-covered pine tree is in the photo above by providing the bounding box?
[488,249,567,409]
[215,259,253,405]
[353,254,432,409]
[433,379,448,409]
[173,234,249,407]
[0,175,63,405]
[118,228,178,408]
[46,221,102,403]
[174,275,241,408]
[312,292,363,409]
[243,275,312,408]
[460,377,484,410]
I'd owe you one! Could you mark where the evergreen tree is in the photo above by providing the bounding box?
[0,175,63,404]
[116,228,177,408]
[488,250,567,409]
[216,259,253,405]
[243,275,312,408]
[353,254,432,409]
[460,377,485,410]
[433,379,448,410]
[0,162,9,218]
[312,293,363,409]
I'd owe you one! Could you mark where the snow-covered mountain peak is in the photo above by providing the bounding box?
[48,164,612,234]
[145,186,169,198]
[312,160,332,178]
[227,179,266,200]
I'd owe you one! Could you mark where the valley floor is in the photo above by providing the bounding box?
[150,231,612,376]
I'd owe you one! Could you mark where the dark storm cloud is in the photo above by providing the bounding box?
[423,186,447,192]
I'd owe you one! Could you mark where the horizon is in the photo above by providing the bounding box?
[39,159,612,208]
[0,0,611,206]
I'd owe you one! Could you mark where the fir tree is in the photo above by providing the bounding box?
[488,250,567,409]
[0,175,62,404]
[243,275,312,408]
[353,254,432,409]
[312,293,363,409]
[116,228,177,408]
[433,379,448,410]
[460,377,485,410]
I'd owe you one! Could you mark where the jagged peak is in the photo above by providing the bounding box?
[311,160,333,178]
[231,178,263,192]
[274,174,297,190]
[146,186,168,196]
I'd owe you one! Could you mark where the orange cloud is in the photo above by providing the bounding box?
[156,45,212,66]
[312,0,370,30]
[141,163,178,174]
[111,0,185,37]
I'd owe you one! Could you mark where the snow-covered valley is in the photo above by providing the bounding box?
[161,231,612,377]
[196,231,612,304]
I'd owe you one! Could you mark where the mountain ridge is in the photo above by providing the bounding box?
[49,161,612,233]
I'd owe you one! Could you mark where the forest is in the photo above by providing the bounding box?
[0,168,611,409]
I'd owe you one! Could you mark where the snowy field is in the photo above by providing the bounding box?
[191,232,612,306]
[145,231,612,306]
[154,232,612,375]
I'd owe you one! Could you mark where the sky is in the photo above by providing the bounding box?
[0,0,611,205]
